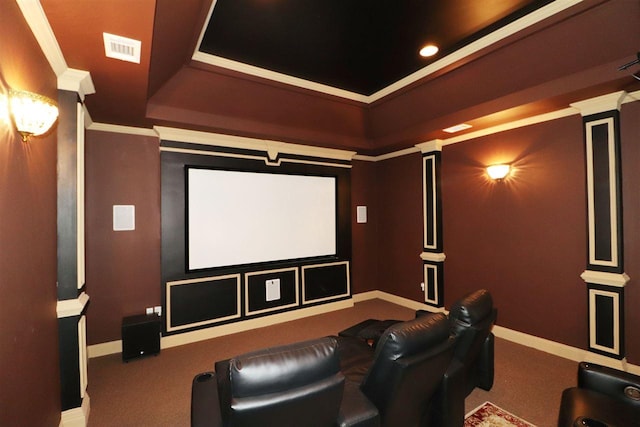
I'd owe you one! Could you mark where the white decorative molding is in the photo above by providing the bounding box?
[17,0,95,101]
[193,0,583,104]
[56,292,90,318]
[58,69,96,100]
[571,91,627,116]
[416,139,443,153]
[87,291,640,375]
[162,299,353,353]
[165,274,242,333]
[420,252,446,262]
[588,288,621,355]
[59,392,90,427]
[16,0,67,76]
[581,270,630,287]
[353,147,420,162]
[155,126,356,163]
[301,261,350,305]
[356,89,640,163]
[359,292,639,374]
[584,116,620,269]
[244,267,300,316]
[88,122,158,137]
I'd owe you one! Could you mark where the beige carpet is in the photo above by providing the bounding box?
[87,299,575,427]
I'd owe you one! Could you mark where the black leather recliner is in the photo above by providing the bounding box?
[191,336,379,427]
[428,289,497,427]
[337,312,456,426]
[558,362,640,426]
[338,289,497,427]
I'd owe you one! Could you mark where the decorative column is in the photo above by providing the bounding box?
[416,140,445,307]
[571,92,630,360]
[57,69,94,426]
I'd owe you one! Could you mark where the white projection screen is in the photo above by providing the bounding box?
[187,168,337,270]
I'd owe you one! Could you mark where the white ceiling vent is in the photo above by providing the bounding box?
[103,33,141,64]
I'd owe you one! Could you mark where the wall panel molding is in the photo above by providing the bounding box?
[418,141,445,307]
[573,92,629,360]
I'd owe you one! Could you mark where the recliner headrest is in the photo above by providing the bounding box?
[449,289,493,325]
[375,312,450,361]
[229,336,340,398]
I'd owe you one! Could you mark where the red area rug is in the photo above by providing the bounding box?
[464,402,536,427]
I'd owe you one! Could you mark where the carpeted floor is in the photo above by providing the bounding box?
[87,299,575,426]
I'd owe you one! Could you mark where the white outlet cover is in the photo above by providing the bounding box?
[356,206,367,223]
[113,205,135,231]
[266,279,281,301]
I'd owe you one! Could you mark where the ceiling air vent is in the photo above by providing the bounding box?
[103,33,141,64]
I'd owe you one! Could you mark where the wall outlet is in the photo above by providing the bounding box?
[145,307,153,315]
[266,279,281,301]
[153,306,162,316]
[420,282,425,291]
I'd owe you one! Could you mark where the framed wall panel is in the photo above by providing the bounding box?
[245,267,299,316]
[422,152,443,252]
[584,113,623,272]
[166,274,241,332]
[301,261,350,304]
[423,261,444,306]
[588,286,624,358]
[417,140,445,307]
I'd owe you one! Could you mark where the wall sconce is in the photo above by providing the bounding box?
[487,164,511,180]
[8,89,59,142]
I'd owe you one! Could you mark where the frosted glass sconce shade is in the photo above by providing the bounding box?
[487,164,510,180]
[9,89,59,142]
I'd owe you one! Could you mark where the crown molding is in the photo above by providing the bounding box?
[193,0,583,104]
[155,126,357,162]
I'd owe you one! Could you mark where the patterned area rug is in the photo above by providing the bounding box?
[464,402,536,427]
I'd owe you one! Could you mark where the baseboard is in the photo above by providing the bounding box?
[59,393,90,427]
[355,291,640,375]
[88,291,640,375]
[88,299,354,358]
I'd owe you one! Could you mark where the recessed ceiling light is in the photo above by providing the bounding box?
[443,123,472,133]
[419,44,439,57]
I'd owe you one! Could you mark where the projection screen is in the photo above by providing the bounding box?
[187,168,337,270]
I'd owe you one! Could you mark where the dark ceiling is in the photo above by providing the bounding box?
[38,0,640,155]
[199,0,554,95]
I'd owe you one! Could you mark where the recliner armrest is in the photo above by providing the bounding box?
[191,372,223,427]
[578,362,640,408]
[337,380,380,427]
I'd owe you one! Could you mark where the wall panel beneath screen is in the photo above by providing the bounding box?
[159,132,353,335]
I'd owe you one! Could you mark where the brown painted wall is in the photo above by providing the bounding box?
[0,2,61,426]
[620,102,640,365]
[375,153,425,300]
[351,160,379,293]
[441,115,588,348]
[85,130,161,344]
[370,105,639,362]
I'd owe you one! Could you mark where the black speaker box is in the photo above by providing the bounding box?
[121,314,161,362]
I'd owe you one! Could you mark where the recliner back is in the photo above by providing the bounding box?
[360,313,455,427]
[215,337,345,427]
[448,289,497,393]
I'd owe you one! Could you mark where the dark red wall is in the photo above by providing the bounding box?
[0,2,61,426]
[620,101,640,364]
[441,116,588,348]
[351,160,379,294]
[85,130,161,344]
[375,153,425,300]
[84,101,640,364]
